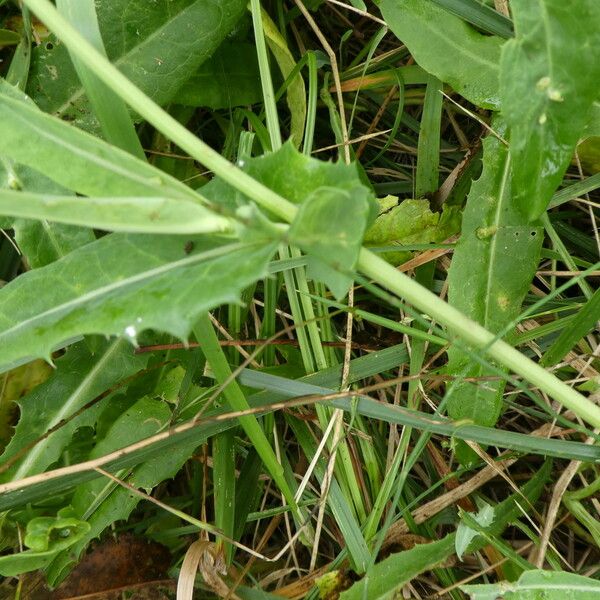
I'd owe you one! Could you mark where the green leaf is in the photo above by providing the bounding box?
[379,0,504,109]
[0,509,90,577]
[0,360,52,450]
[0,29,21,46]
[500,0,600,221]
[0,161,95,268]
[415,74,443,197]
[261,8,306,147]
[26,0,247,132]
[0,92,201,201]
[0,190,234,234]
[176,42,262,109]
[203,143,376,296]
[47,394,196,585]
[289,185,372,299]
[340,535,454,600]
[2,350,598,512]
[428,0,514,38]
[0,345,408,512]
[55,0,144,157]
[461,570,600,599]
[0,339,147,482]
[455,502,494,560]
[446,121,543,429]
[364,197,461,265]
[0,234,277,369]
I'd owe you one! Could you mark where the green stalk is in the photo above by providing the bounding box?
[357,249,600,429]
[23,0,600,431]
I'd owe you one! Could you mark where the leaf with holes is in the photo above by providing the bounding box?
[446,120,543,442]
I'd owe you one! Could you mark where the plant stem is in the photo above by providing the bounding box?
[357,249,600,429]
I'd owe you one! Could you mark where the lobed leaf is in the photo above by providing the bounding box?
[0,339,147,482]
[0,234,277,370]
[203,143,377,297]
[47,395,199,585]
[500,0,600,220]
[0,509,90,577]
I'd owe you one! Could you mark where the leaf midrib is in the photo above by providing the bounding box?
[54,0,212,116]
[385,0,501,73]
[0,241,250,343]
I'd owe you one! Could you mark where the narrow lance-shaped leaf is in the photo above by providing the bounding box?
[340,535,455,600]
[55,0,145,157]
[500,0,600,220]
[0,160,95,268]
[0,190,234,234]
[261,8,306,147]
[0,92,202,201]
[379,0,504,109]
[446,120,543,433]
[0,233,278,370]
[27,0,248,133]
[462,570,600,600]
[0,82,95,267]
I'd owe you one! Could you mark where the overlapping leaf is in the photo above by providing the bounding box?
[47,395,198,585]
[501,0,600,220]
[0,161,95,268]
[0,190,234,234]
[0,92,200,200]
[364,197,461,265]
[0,339,147,482]
[0,233,277,370]
[177,43,262,109]
[27,0,247,131]
[203,143,377,297]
